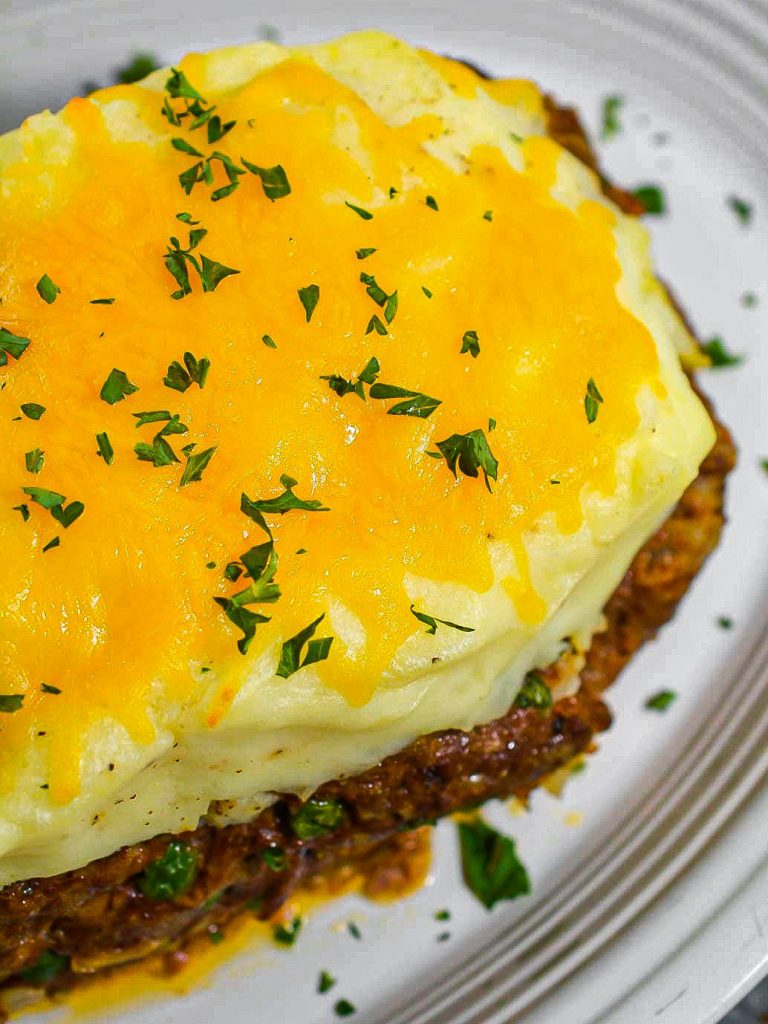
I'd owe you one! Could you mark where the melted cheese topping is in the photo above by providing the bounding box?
[0,31,714,885]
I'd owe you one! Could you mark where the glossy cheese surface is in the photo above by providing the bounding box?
[0,32,714,884]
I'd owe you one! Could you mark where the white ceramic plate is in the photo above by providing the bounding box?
[3,1,768,1022]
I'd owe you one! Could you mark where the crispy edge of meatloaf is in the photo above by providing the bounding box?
[0,96,736,1000]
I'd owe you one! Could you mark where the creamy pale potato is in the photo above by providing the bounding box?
[0,31,714,886]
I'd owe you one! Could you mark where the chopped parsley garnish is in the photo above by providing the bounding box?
[36,274,60,304]
[298,284,320,322]
[410,604,474,635]
[334,1000,357,1018]
[488,417,496,431]
[164,226,240,298]
[41,683,62,694]
[717,616,733,630]
[96,431,115,465]
[461,330,480,358]
[273,917,302,947]
[42,536,60,552]
[633,184,666,215]
[262,334,277,349]
[13,504,30,522]
[345,201,373,220]
[702,336,743,368]
[645,689,677,712]
[19,950,70,986]
[356,247,376,260]
[434,909,451,921]
[600,95,623,140]
[115,52,158,84]
[360,272,398,323]
[347,921,362,940]
[0,695,24,713]
[22,487,84,528]
[425,195,439,211]
[276,614,333,678]
[742,291,758,308]
[429,429,499,491]
[165,354,211,393]
[318,970,337,994]
[262,846,287,872]
[90,297,116,305]
[366,314,387,336]
[422,286,433,298]
[458,817,531,909]
[180,446,217,486]
[100,368,139,405]
[369,381,441,419]
[727,195,752,226]
[133,410,187,429]
[138,840,199,901]
[0,327,31,365]
[134,436,180,467]
[514,671,553,710]
[20,403,45,420]
[243,474,329,515]
[25,448,45,474]
[172,136,204,157]
[215,509,280,655]
[291,797,345,840]
[321,356,380,400]
[584,377,603,423]
[482,210,493,222]
[241,160,292,201]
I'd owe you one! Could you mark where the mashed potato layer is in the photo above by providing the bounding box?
[0,31,714,885]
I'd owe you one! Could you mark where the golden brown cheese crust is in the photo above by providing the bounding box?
[0,97,735,1001]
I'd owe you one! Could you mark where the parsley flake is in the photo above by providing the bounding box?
[410,604,474,635]
[163,352,210,392]
[0,695,24,713]
[244,474,329,515]
[36,274,60,304]
[356,247,376,260]
[727,195,752,226]
[645,689,677,711]
[429,429,499,490]
[514,671,553,710]
[276,614,333,678]
[291,797,345,839]
[702,336,743,368]
[262,334,277,349]
[164,227,239,298]
[41,683,62,695]
[334,1000,357,1018]
[318,970,336,994]
[100,368,139,405]
[369,381,441,418]
[0,327,31,365]
[600,95,623,139]
[584,378,603,423]
[458,817,531,909]
[633,184,666,215]
[366,314,387,336]
[425,195,439,211]
[22,487,84,528]
[360,272,398,323]
[298,284,320,322]
[241,160,291,201]
[139,840,199,901]
[321,356,380,400]
[344,201,373,220]
[482,210,493,222]
[90,297,116,305]
[461,330,480,358]
[25,449,45,475]
[115,52,158,84]
[273,917,302,947]
[180,446,217,486]
[20,403,46,420]
[717,616,733,630]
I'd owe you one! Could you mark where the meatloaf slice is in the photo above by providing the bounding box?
[0,97,736,1002]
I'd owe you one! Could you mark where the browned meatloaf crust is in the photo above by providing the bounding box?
[0,97,736,998]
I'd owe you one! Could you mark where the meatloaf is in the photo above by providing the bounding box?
[0,96,735,1004]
